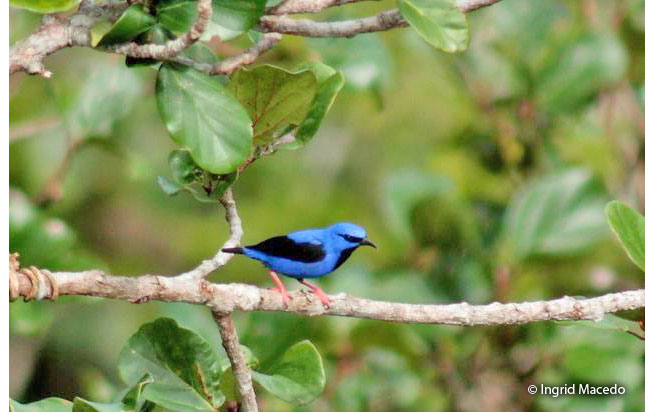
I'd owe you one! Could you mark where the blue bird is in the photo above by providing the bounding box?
[222,222,376,306]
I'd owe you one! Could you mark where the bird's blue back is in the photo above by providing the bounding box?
[240,223,367,278]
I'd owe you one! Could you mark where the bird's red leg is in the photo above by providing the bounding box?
[268,271,291,306]
[298,279,331,307]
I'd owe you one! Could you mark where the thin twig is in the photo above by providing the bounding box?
[176,188,243,281]
[259,10,409,38]
[266,0,363,15]
[8,256,645,326]
[172,33,282,75]
[214,313,258,412]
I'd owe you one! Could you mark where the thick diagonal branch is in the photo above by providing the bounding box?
[214,314,258,412]
[176,188,243,281]
[9,259,645,326]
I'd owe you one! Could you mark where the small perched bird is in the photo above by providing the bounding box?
[222,222,375,307]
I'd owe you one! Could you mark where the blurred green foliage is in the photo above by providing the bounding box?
[10,0,644,410]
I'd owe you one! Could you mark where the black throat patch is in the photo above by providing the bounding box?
[333,247,357,270]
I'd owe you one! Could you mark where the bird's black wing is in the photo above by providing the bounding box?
[246,236,326,263]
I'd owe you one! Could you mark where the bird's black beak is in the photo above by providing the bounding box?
[360,239,377,248]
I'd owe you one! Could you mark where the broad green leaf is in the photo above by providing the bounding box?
[156,63,252,173]
[536,33,627,113]
[156,0,197,33]
[118,318,225,411]
[141,383,216,412]
[182,43,219,65]
[229,65,318,143]
[9,0,78,13]
[309,35,392,93]
[287,61,344,148]
[10,398,72,412]
[501,168,609,260]
[210,0,266,41]
[72,399,124,412]
[155,0,265,41]
[94,5,155,47]
[252,340,325,405]
[66,64,142,137]
[397,0,468,52]
[605,201,644,271]
[382,170,454,242]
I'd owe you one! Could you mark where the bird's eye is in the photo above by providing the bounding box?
[339,234,363,243]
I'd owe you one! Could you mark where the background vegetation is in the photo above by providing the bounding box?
[10,0,644,410]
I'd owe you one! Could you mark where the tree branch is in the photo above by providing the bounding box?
[10,0,505,77]
[259,0,504,37]
[172,33,283,75]
[259,10,409,38]
[213,313,258,412]
[9,256,644,326]
[9,0,211,77]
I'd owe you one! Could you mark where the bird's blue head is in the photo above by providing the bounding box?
[328,222,376,250]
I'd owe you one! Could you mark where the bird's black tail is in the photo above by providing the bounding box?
[222,247,245,254]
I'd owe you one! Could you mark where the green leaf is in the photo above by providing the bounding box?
[229,65,318,144]
[72,398,125,412]
[181,43,219,65]
[605,201,644,271]
[397,0,468,52]
[9,0,79,13]
[501,168,609,260]
[252,340,325,405]
[118,318,225,411]
[93,5,155,47]
[66,63,143,137]
[10,398,73,412]
[155,0,265,41]
[210,0,266,41]
[156,0,197,33]
[121,373,156,411]
[535,33,627,113]
[185,173,236,203]
[287,61,344,148]
[156,63,252,174]
[90,20,113,48]
[169,149,200,185]
[157,176,182,196]
[562,314,644,337]
[141,383,217,412]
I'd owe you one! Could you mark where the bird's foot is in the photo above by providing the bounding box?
[298,279,331,308]
[268,270,292,307]
[269,286,292,306]
[309,288,331,308]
